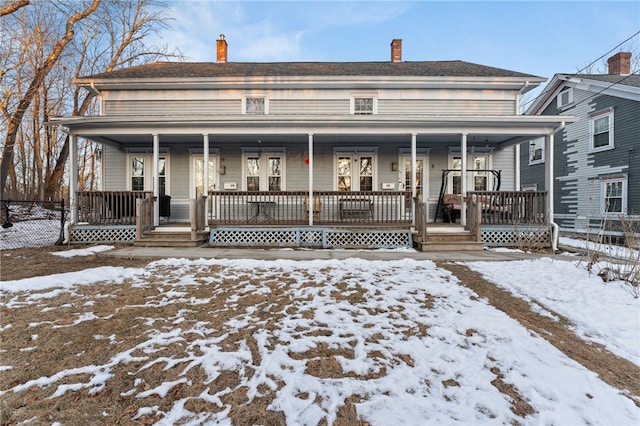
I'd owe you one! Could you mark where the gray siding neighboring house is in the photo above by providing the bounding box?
[522,52,640,234]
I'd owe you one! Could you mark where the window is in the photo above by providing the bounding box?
[128,154,169,193]
[244,96,267,114]
[448,152,492,194]
[528,138,545,165]
[354,97,373,115]
[335,152,376,191]
[131,156,145,190]
[557,87,573,108]
[590,109,614,152]
[243,151,284,191]
[601,176,627,215]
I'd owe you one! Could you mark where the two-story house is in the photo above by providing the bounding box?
[53,37,569,249]
[522,52,640,238]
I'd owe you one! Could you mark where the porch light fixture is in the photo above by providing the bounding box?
[391,162,398,171]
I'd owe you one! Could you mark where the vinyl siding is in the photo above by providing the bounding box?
[378,99,514,115]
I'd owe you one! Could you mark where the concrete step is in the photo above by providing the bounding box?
[140,231,207,240]
[425,232,476,242]
[133,238,206,248]
[414,240,485,251]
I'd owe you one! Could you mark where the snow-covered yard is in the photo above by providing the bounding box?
[1,250,638,425]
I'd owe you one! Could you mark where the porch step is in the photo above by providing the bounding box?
[413,226,484,251]
[414,240,485,252]
[134,230,208,247]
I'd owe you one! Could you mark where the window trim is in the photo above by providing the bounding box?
[350,94,377,115]
[600,175,627,216]
[242,95,269,115]
[447,152,493,194]
[556,87,574,109]
[127,154,170,194]
[589,108,614,153]
[528,138,545,165]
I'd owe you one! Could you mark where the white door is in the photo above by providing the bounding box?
[399,155,427,209]
[192,156,217,198]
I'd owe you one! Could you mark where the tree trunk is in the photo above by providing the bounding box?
[0,0,101,198]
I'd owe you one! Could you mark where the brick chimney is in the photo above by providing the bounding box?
[216,34,228,63]
[391,39,402,62]
[607,52,631,75]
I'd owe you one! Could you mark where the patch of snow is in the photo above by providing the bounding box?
[50,245,114,257]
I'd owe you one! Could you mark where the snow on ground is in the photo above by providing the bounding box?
[465,257,640,365]
[560,236,640,260]
[49,245,114,257]
[1,257,638,425]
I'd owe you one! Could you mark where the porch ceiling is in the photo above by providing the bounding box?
[51,114,573,149]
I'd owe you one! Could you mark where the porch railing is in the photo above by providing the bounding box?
[208,191,412,226]
[77,191,154,225]
[135,196,154,238]
[468,191,548,225]
[191,196,206,240]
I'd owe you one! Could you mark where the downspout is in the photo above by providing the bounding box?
[548,121,566,252]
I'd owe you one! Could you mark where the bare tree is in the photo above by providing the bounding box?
[0,0,101,198]
[0,0,29,18]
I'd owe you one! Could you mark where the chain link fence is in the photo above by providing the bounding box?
[0,199,66,250]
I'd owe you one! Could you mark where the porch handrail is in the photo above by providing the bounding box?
[465,194,482,241]
[469,191,547,226]
[208,190,411,226]
[77,190,154,225]
[414,198,428,242]
[135,196,154,239]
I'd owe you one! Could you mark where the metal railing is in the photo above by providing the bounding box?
[77,191,154,225]
[469,191,548,225]
[208,190,412,226]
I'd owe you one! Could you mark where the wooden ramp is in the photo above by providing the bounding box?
[134,225,208,247]
[414,225,484,251]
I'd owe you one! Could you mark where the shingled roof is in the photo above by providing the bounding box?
[568,73,640,88]
[80,60,540,80]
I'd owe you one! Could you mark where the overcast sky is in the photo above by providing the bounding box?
[155,1,640,100]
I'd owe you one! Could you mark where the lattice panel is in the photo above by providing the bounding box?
[71,225,136,243]
[326,230,411,249]
[211,229,299,247]
[481,227,550,247]
[300,230,323,246]
[209,227,411,249]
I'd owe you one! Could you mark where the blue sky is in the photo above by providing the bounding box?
[157,1,640,100]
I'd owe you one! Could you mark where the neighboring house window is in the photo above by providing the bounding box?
[590,109,614,152]
[336,153,376,191]
[529,138,545,165]
[601,176,627,215]
[131,156,145,190]
[244,96,267,114]
[243,152,284,191]
[557,87,573,108]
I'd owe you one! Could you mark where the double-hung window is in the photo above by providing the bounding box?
[590,108,614,152]
[601,176,627,216]
[128,154,168,194]
[528,138,545,165]
[557,87,573,108]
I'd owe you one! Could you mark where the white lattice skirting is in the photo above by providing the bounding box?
[71,225,136,243]
[481,225,551,247]
[210,227,412,249]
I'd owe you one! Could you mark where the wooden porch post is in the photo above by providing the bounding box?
[460,133,468,226]
[153,133,159,227]
[308,132,314,226]
[69,132,78,224]
[203,133,210,224]
[544,132,554,223]
[411,133,417,227]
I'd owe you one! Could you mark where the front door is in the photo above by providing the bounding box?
[400,156,426,210]
[192,156,217,198]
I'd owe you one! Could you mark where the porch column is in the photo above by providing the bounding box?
[203,133,210,223]
[69,132,78,224]
[411,132,417,227]
[308,133,314,226]
[460,133,468,226]
[544,132,554,222]
[152,133,159,226]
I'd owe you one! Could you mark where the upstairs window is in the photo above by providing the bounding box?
[529,138,545,165]
[244,96,267,115]
[590,109,614,152]
[354,97,373,115]
[557,87,573,108]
